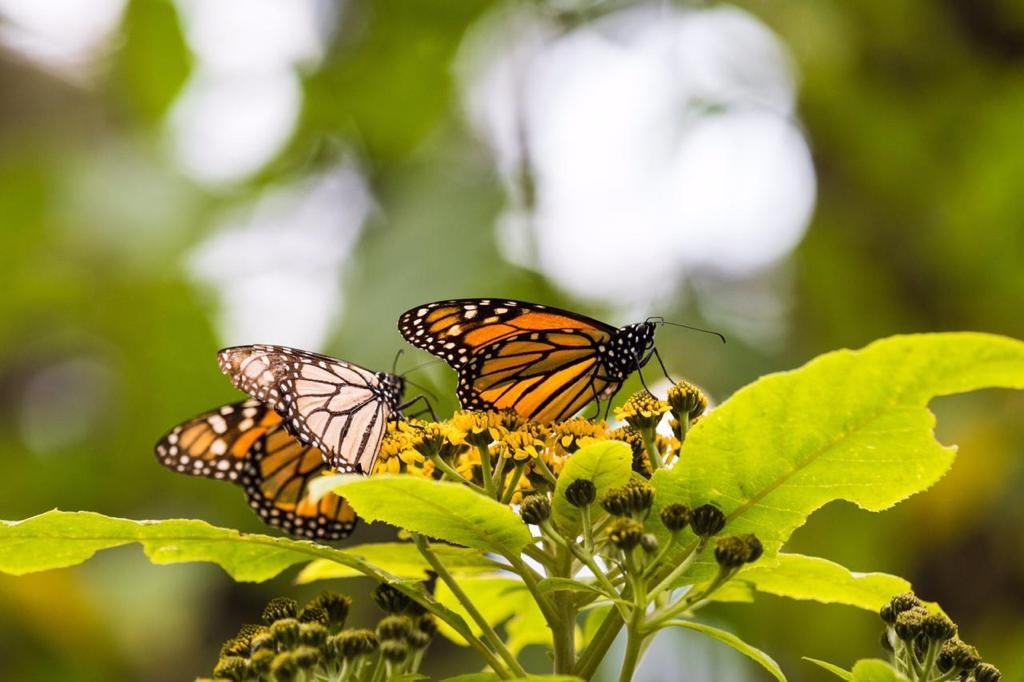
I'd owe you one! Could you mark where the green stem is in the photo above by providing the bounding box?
[551,543,576,675]
[641,430,663,472]
[430,454,487,495]
[522,542,555,571]
[645,567,734,629]
[477,444,496,497]
[641,534,678,580]
[580,504,594,554]
[532,456,559,487]
[500,464,526,504]
[919,640,939,680]
[575,607,626,679]
[646,537,708,602]
[413,533,527,678]
[618,551,647,682]
[618,626,644,682]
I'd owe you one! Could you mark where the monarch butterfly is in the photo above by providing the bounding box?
[154,400,357,540]
[217,344,427,474]
[397,298,670,422]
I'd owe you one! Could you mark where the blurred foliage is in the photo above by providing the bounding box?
[0,0,1023,680]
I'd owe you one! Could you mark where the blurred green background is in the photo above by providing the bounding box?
[1,1,1022,679]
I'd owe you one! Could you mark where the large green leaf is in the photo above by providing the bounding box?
[1,510,373,582]
[651,333,1024,576]
[295,542,497,583]
[311,475,532,555]
[662,620,786,681]
[850,659,908,681]
[552,441,632,536]
[734,554,910,611]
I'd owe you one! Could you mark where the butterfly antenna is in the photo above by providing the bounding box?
[648,317,726,344]
[401,358,443,376]
[391,349,405,375]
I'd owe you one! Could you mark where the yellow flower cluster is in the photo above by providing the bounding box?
[371,382,705,504]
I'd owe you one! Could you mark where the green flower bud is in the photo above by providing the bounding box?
[236,623,266,642]
[251,631,276,653]
[690,503,726,537]
[298,606,327,625]
[667,381,708,420]
[270,652,298,682]
[879,604,895,625]
[219,636,251,658]
[213,656,249,681]
[373,583,412,614]
[889,592,922,616]
[335,629,379,659]
[520,494,552,525]
[292,645,321,670]
[249,648,275,675]
[894,607,928,642]
[974,662,1001,682]
[381,639,409,663]
[377,614,412,641]
[415,614,438,637]
[659,504,692,532]
[270,618,301,649]
[262,597,298,625]
[714,535,752,568]
[307,592,351,629]
[406,628,432,649]
[299,622,328,648]
[607,518,643,551]
[937,638,980,673]
[922,612,956,641]
[601,480,654,517]
[565,479,597,507]
[640,533,659,554]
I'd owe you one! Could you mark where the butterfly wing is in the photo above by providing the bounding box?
[218,345,398,474]
[398,298,617,367]
[243,426,358,540]
[458,328,616,422]
[154,399,277,482]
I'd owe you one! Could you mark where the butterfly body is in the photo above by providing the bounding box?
[398,299,658,422]
[218,344,405,474]
[155,399,357,540]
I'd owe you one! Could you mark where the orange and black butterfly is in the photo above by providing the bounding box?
[154,399,357,540]
[397,298,668,422]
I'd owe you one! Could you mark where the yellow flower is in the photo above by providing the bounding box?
[613,391,669,431]
[449,410,508,447]
[666,380,708,421]
[409,422,465,460]
[500,429,544,461]
[550,417,608,455]
[608,426,649,477]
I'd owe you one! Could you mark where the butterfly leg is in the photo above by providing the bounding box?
[652,347,676,384]
[399,395,438,422]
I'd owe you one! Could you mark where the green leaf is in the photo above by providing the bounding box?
[663,620,786,681]
[803,658,854,680]
[312,475,532,555]
[851,659,908,681]
[433,576,545,652]
[737,554,910,611]
[582,604,613,647]
[651,333,1024,577]
[295,542,496,583]
[552,441,632,536]
[2,510,374,583]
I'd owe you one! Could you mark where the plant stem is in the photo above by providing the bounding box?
[430,454,488,495]
[477,444,496,497]
[413,533,527,678]
[550,543,577,675]
[575,608,625,679]
[532,456,559,487]
[646,537,708,602]
[500,464,525,504]
[618,627,643,682]
[641,430,663,472]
